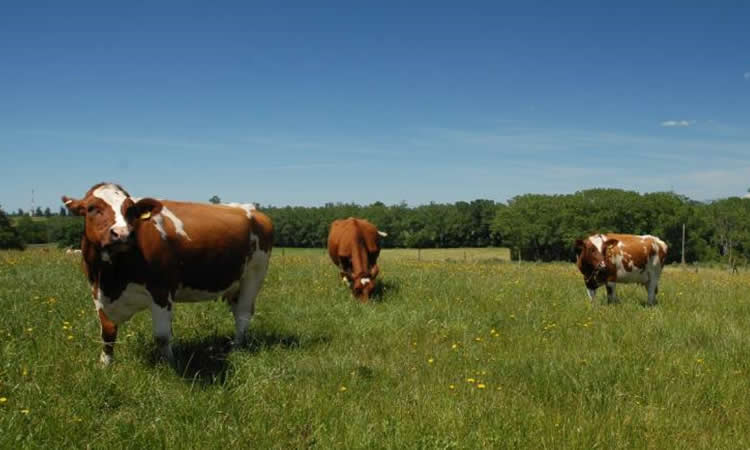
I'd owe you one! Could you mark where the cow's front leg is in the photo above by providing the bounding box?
[97,309,118,365]
[150,299,174,363]
[587,287,597,303]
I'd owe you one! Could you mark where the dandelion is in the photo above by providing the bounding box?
[339,386,347,392]
[466,378,475,383]
[26,328,33,333]
[449,385,455,390]
[0,397,7,404]
[451,343,458,349]
[474,337,482,342]
[696,358,704,364]
[67,335,74,340]
[427,358,434,364]
[477,383,486,389]
[20,409,30,414]
[22,368,28,377]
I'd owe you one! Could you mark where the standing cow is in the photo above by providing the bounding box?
[62,182,273,365]
[328,218,387,302]
[575,233,668,305]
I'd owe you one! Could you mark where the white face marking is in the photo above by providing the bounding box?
[588,234,606,252]
[360,277,371,286]
[64,200,73,205]
[225,202,256,219]
[93,184,128,229]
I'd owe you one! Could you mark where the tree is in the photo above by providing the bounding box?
[0,205,25,249]
[34,207,43,217]
[16,208,24,216]
[209,195,221,204]
[58,206,67,217]
[44,207,52,218]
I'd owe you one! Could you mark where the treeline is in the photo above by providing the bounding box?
[2,189,750,265]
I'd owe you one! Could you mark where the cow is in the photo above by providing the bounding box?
[327,218,387,302]
[575,233,668,305]
[61,182,273,365]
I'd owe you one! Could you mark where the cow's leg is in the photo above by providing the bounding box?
[97,309,118,365]
[587,287,597,303]
[606,283,619,303]
[150,300,174,363]
[646,278,659,306]
[232,250,270,346]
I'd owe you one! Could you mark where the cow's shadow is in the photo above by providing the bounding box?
[144,329,329,386]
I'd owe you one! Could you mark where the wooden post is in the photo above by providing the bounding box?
[681,224,686,265]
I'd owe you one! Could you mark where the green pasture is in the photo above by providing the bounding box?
[1,248,749,448]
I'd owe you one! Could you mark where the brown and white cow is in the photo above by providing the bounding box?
[327,218,386,302]
[62,183,273,365]
[575,233,668,305]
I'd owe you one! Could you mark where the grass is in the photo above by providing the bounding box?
[1,248,749,448]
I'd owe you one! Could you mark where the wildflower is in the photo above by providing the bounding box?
[477,384,486,389]
[466,378,475,383]
[22,368,28,377]
[339,386,347,392]
[451,343,458,349]
[474,337,482,342]
[20,409,30,414]
[26,328,33,333]
[449,385,455,390]
[0,397,7,404]
[427,358,434,364]
[67,335,74,340]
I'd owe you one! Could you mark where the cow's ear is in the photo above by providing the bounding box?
[603,239,619,253]
[62,196,86,216]
[125,198,163,223]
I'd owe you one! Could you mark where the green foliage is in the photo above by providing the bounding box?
[2,249,750,447]
[209,195,221,204]
[0,206,25,250]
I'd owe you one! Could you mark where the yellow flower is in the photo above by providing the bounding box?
[22,368,28,377]
[449,385,455,390]
[427,358,434,364]
[0,397,7,404]
[474,337,482,342]
[466,378,475,383]
[339,386,347,392]
[20,409,30,414]
[26,328,33,333]
[67,335,74,340]
[477,384,486,389]
[451,343,458,349]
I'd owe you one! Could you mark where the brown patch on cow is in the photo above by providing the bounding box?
[250,211,274,253]
[97,309,118,355]
[328,218,385,302]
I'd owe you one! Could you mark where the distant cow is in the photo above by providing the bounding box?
[575,233,668,305]
[328,218,387,302]
[62,182,273,365]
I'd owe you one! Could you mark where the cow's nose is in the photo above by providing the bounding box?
[110,227,129,242]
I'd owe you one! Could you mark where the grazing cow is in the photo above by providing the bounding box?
[575,233,668,305]
[62,183,273,365]
[327,218,387,302]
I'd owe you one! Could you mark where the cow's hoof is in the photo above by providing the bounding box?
[99,351,114,366]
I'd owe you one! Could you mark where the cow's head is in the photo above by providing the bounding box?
[62,183,162,256]
[575,237,619,289]
[352,274,376,302]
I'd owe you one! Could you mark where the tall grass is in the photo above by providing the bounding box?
[1,248,748,448]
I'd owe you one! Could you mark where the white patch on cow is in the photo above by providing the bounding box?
[360,277,371,286]
[93,184,128,229]
[225,202,256,219]
[99,351,113,365]
[231,245,270,345]
[97,284,153,324]
[150,300,175,362]
[174,281,240,303]
[64,200,73,205]
[588,234,606,252]
[152,214,168,240]
[377,231,388,237]
[161,206,191,240]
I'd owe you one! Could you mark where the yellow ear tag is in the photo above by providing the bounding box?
[140,211,151,220]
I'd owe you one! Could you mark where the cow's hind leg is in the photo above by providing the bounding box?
[646,278,659,306]
[606,283,619,303]
[232,250,270,346]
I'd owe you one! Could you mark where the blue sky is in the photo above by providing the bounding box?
[1,2,748,212]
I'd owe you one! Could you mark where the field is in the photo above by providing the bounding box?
[1,248,749,448]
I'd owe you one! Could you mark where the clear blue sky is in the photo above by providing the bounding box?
[1,2,748,212]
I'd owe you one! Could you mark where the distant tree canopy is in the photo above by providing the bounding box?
[0,205,25,250]
[2,188,748,263]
